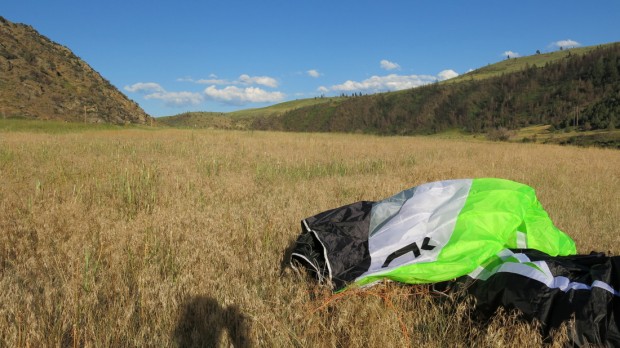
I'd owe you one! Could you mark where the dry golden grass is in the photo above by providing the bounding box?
[1,128,618,347]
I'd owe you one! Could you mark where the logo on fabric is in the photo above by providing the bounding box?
[381,237,436,268]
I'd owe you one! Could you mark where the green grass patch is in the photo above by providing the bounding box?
[227,97,346,119]
[255,158,387,182]
[546,131,620,149]
[513,125,620,148]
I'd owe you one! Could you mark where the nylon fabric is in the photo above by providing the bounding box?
[453,249,620,346]
[352,178,575,288]
[356,179,472,284]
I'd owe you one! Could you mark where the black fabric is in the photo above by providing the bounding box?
[290,230,328,280]
[291,201,373,290]
[450,250,620,347]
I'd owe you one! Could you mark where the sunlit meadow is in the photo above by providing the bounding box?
[1,126,618,347]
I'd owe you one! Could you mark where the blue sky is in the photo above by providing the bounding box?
[2,1,619,117]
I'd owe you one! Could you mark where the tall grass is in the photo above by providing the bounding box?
[1,128,618,346]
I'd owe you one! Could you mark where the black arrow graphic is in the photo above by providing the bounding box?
[381,237,437,268]
[421,237,436,251]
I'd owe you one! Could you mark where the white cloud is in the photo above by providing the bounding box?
[437,69,459,81]
[178,75,231,85]
[550,39,581,49]
[380,59,401,70]
[124,82,165,93]
[238,74,278,87]
[204,85,285,105]
[126,81,203,107]
[327,69,459,93]
[307,69,321,78]
[502,50,520,58]
[317,86,329,93]
[195,78,230,85]
[330,74,434,92]
[186,74,279,87]
[144,91,203,107]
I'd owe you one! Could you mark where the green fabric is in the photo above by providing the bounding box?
[353,178,576,288]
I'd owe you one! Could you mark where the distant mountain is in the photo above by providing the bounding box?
[163,43,619,136]
[0,16,150,124]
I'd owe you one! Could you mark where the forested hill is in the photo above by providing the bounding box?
[252,43,620,135]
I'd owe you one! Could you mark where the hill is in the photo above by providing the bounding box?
[161,42,619,144]
[158,97,345,128]
[444,44,609,84]
[256,43,619,135]
[0,16,150,124]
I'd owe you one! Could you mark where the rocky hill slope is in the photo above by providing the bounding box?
[0,16,150,124]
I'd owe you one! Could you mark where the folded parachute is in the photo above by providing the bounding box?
[290,178,620,346]
[291,178,576,290]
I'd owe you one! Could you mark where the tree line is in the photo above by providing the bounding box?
[252,44,620,135]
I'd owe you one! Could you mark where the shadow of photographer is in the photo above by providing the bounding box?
[174,296,252,347]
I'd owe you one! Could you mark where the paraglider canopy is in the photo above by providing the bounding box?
[289,178,620,346]
[291,178,576,290]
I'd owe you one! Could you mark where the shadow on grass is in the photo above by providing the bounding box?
[174,296,252,347]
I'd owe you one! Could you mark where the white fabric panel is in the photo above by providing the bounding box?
[360,179,473,278]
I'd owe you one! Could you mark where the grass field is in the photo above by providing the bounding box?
[1,125,618,347]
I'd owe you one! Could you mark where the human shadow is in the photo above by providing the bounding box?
[174,296,252,348]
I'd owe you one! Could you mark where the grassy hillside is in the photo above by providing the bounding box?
[445,44,612,84]
[158,97,345,128]
[157,112,232,129]
[1,127,618,346]
[228,97,346,118]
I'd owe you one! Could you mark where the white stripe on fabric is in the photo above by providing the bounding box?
[291,253,322,281]
[513,252,531,263]
[516,231,527,249]
[473,256,620,297]
[593,280,620,296]
[303,219,334,283]
[468,266,486,279]
[498,249,515,260]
